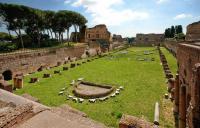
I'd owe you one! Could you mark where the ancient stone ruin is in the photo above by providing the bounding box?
[175,43,200,128]
[136,33,164,46]
[185,21,200,41]
[73,81,115,99]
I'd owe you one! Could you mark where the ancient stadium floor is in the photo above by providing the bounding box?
[15,47,176,128]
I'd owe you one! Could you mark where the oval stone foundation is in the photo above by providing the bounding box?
[73,81,115,99]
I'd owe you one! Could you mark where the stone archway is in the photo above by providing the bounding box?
[2,70,12,81]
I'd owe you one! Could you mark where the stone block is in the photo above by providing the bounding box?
[54,70,61,74]
[30,77,38,83]
[57,61,62,66]
[14,76,23,89]
[70,63,76,68]
[119,114,153,128]
[63,67,69,71]
[0,80,12,92]
[43,74,51,78]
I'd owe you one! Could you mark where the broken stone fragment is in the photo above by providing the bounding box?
[77,78,84,81]
[58,91,64,95]
[63,67,68,71]
[111,94,116,97]
[70,63,76,68]
[54,70,61,74]
[119,86,124,90]
[30,77,38,83]
[43,73,51,78]
[68,95,73,99]
[78,98,84,103]
[70,80,76,85]
[73,97,78,102]
[115,91,120,95]
[89,99,96,103]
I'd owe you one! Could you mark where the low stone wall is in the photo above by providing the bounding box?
[0,103,33,128]
[73,81,115,99]
[0,45,87,78]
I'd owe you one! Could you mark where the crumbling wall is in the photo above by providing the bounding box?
[135,33,164,46]
[176,43,200,128]
[0,45,86,76]
[186,21,200,41]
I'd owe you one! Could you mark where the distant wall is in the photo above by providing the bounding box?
[0,45,86,76]
[135,33,164,46]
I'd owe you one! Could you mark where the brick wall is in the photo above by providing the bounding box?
[135,33,164,46]
[177,43,200,128]
[0,45,86,76]
[185,21,200,41]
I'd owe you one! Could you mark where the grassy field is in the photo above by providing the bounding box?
[161,48,177,74]
[15,47,176,127]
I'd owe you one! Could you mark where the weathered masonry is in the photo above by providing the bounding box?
[135,33,164,46]
[173,43,200,128]
[85,24,111,43]
[0,45,86,79]
[185,21,200,41]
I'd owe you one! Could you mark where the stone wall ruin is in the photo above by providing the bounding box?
[0,45,86,79]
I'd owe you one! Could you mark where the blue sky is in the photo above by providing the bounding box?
[0,0,200,37]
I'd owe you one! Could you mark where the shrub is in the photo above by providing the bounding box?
[0,42,17,52]
[111,111,122,119]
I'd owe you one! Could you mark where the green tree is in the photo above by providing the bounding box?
[175,33,185,40]
[175,25,183,34]
[170,26,175,38]
[164,28,171,38]
[44,10,55,39]
[0,3,87,49]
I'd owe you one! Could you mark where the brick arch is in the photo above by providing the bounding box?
[2,70,12,81]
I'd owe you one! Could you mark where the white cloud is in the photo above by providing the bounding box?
[173,13,193,20]
[64,0,71,4]
[156,0,169,4]
[70,0,149,26]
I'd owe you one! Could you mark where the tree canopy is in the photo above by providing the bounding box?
[164,25,184,39]
[0,3,87,49]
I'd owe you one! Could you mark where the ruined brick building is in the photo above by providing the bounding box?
[136,33,164,46]
[185,21,200,41]
[112,34,123,42]
[164,21,200,128]
[70,24,112,52]
[85,24,111,43]
[84,24,112,52]
[176,43,200,128]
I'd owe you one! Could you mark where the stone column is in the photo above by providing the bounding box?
[13,77,18,88]
[13,76,23,89]
[17,77,23,89]
[174,74,179,128]
[168,78,175,93]
[179,84,186,128]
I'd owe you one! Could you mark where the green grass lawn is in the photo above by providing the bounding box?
[161,48,177,74]
[15,47,175,127]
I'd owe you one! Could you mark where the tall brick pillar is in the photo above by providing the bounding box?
[189,63,200,128]
[174,74,179,128]
[179,84,186,128]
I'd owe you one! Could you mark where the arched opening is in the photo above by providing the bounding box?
[2,70,12,81]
